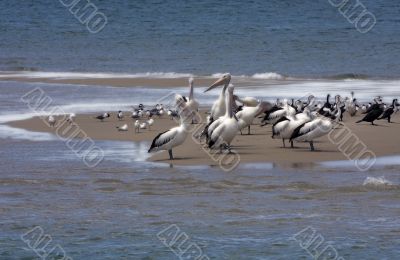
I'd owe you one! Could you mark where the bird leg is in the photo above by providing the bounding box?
[168,149,174,160]
[290,140,294,148]
[388,116,391,123]
[282,139,286,148]
[247,125,251,135]
[310,141,315,151]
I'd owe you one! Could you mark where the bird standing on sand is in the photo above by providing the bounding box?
[134,120,140,133]
[289,116,333,151]
[186,77,200,123]
[356,104,384,125]
[236,101,272,135]
[207,85,239,153]
[116,124,128,131]
[96,113,110,122]
[117,110,124,120]
[204,73,231,122]
[148,116,189,160]
[378,99,398,123]
[48,115,56,127]
[147,118,154,130]
[66,113,76,124]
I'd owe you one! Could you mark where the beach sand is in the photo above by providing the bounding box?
[8,111,400,168]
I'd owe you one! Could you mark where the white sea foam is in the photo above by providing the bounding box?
[363,176,394,186]
[251,72,284,80]
[0,125,57,141]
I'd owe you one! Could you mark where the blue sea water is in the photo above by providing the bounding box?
[0,0,399,77]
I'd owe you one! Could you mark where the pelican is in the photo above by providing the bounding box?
[236,101,272,135]
[186,77,200,123]
[207,85,239,152]
[204,73,231,121]
[117,110,124,120]
[116,123,128,131]
[47,115,56,127]
[134,120,140,133]
[234,95,259,107]
[148,117,189,160]
[272,110,313,148]
[290,117,333,151]
[261,99,296,125]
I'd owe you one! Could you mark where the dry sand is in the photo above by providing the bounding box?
[8,111,400,168]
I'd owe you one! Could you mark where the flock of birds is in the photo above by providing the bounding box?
[47,73,400,160]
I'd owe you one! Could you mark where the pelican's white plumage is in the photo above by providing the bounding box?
[207,85,238,152]
[204,73,231,121]
[290,117,333,151]
[148,118,189,159]
[272,110,313,148]
[236,101,271,134]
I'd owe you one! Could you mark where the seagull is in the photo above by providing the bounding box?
[204,73,231,122]
[140,122,147,130]
[147,118,154,130]
[117,110,124,120]
[95,113,110,122]
[116,123,128,131]
[148,116,189,160]
[48,115,56,127]
[134,120,140,133]
[66,113,76,124]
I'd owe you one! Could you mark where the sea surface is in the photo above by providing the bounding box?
[1,0,400,259]
[0,0,399,78]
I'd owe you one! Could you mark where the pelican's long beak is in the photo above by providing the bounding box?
[204,77,227,92]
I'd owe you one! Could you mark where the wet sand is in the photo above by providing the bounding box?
[0,74,292,88]
[8,111,400,167]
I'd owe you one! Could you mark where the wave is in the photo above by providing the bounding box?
[363,176,394,186]
[251,72,284,80]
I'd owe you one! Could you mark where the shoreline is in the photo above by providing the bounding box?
[6,111,400,167]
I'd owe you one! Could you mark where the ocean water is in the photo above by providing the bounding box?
[0,0,399,77]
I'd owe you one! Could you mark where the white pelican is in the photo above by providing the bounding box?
[261,99,296,125]
[272,110,313,148]
[290,117,333,151]
[234,95,259,107]
[117,110,124,120]
[236,101,272,135]
[207,85,238,152]
[186,77,200,123]
[148,117,189,160]
[134,120,140,133]
[204,73,231,121]
[48,115,56,127]
[116,123,128,131]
